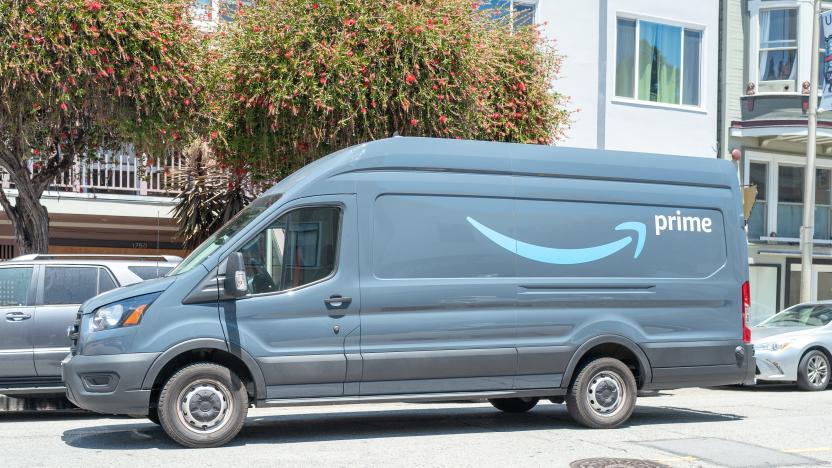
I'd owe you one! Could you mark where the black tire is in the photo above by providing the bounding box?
[147,407,160,426]
[797,350,830,391]
[157,363,249,448]
[565,357,637,429]
[488,397,539,413]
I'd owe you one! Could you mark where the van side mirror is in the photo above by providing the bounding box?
[223,252,249,298]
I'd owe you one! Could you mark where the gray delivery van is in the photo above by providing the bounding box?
[62,137,755,448]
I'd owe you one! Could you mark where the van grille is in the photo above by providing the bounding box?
[68,307,82,355]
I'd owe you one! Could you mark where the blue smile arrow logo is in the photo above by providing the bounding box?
[466,217,646,265]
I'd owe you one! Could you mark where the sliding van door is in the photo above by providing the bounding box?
[357,173,519,395]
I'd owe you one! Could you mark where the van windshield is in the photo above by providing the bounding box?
[168,194,282,276]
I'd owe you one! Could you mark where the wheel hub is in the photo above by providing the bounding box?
[586,372,625,416]
[179,381,232,433]
[808,356,828,386]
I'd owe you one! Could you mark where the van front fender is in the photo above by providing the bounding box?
[141,338,267,402]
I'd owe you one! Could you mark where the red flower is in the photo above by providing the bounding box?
[319,76,327,85]
[183,98,190,106]
[439,115,447,124]
[405,73,416,85]
[85,0,102,12]
[150,65,158,72]
[210,131,219,139]
[32,149,40,156]
[345,17,356,27]
[88,48,97,55]
[106,67,114,75]
[517,81,527,92]
[312,3,318,9]
[25,6,35,15]
[409,118,418,126]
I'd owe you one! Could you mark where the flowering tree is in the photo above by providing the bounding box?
[175,0,570,247]
[0,0,202,254]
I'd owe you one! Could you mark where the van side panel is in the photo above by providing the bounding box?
[511,173,746,388]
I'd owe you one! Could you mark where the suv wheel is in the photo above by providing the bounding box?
[488,397,539,413]
[157,363,249,448]
[566,357,637,429]
[797,350,830,391]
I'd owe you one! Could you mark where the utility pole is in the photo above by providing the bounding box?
[801,0,822,303]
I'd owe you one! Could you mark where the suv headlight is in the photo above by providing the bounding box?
[756,341,791,352]
[90,293,161,332]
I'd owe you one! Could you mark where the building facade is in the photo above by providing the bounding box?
[728,0,832,324]
[536,0,721,157]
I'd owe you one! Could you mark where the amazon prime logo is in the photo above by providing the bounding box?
[654,210,713,236]
[466,217,645,265]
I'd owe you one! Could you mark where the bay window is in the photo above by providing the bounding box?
[615,18,703,106]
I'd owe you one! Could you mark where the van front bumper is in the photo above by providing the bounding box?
[61,352,160,416]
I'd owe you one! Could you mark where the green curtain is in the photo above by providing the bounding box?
[637,22,681,104]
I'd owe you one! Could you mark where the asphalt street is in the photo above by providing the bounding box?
[1,385,830,468]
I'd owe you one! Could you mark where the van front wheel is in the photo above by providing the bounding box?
[566,357,636,429]
[157,363,249,448]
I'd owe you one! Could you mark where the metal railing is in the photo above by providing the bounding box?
[0,150,184,197]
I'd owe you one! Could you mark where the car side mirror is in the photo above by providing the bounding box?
[223,252,249,298]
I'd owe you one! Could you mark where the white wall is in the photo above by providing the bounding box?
[538,0,720,158]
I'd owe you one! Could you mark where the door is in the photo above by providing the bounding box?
[33,265,118,377]
[222,196,360,399]
[0,266,37,378]
[357,192,519,395]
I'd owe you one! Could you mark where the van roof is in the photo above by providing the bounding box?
[265,137,739,197]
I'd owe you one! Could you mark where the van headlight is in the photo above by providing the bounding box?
[90,293,161,332]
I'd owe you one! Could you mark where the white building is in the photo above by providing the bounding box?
[523,0,721,157]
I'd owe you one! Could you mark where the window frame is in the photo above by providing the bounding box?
[236,203,344,298]
[613,13,706,109]
[757,7,799,85]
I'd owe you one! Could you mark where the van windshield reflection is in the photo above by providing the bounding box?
[168,194,282,276]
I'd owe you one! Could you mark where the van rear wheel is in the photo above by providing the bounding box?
[488,397,539,413]
[566,357,636,429]
[157,363,249,448]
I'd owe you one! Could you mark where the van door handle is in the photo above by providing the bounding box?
[5,312,32,322]
[324,295,352,314]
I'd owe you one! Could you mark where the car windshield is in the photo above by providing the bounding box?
[168,194,282,276]
[758,304,832,328]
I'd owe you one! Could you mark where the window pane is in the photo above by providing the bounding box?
[638,21,682,104]
[778,165,804,203]
[513,4,535,28]
[760,9,797,48]
[616,19,636,98]
[99,269,117,293]
[748,163,768,240]
[682,30,701,105]
[241,206,340,294]
[0,267,32,307]
[760,50,797,81]
[750,162,767,200]
[817,168,831,205]
[43,267,99,305]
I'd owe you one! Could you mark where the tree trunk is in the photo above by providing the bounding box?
[0,190,50,255]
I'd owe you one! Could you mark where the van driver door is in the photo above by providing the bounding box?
[220,195,361,400]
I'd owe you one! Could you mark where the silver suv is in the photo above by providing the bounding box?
[0,254,180,396]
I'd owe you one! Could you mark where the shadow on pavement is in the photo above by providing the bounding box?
[60,403,744,450]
